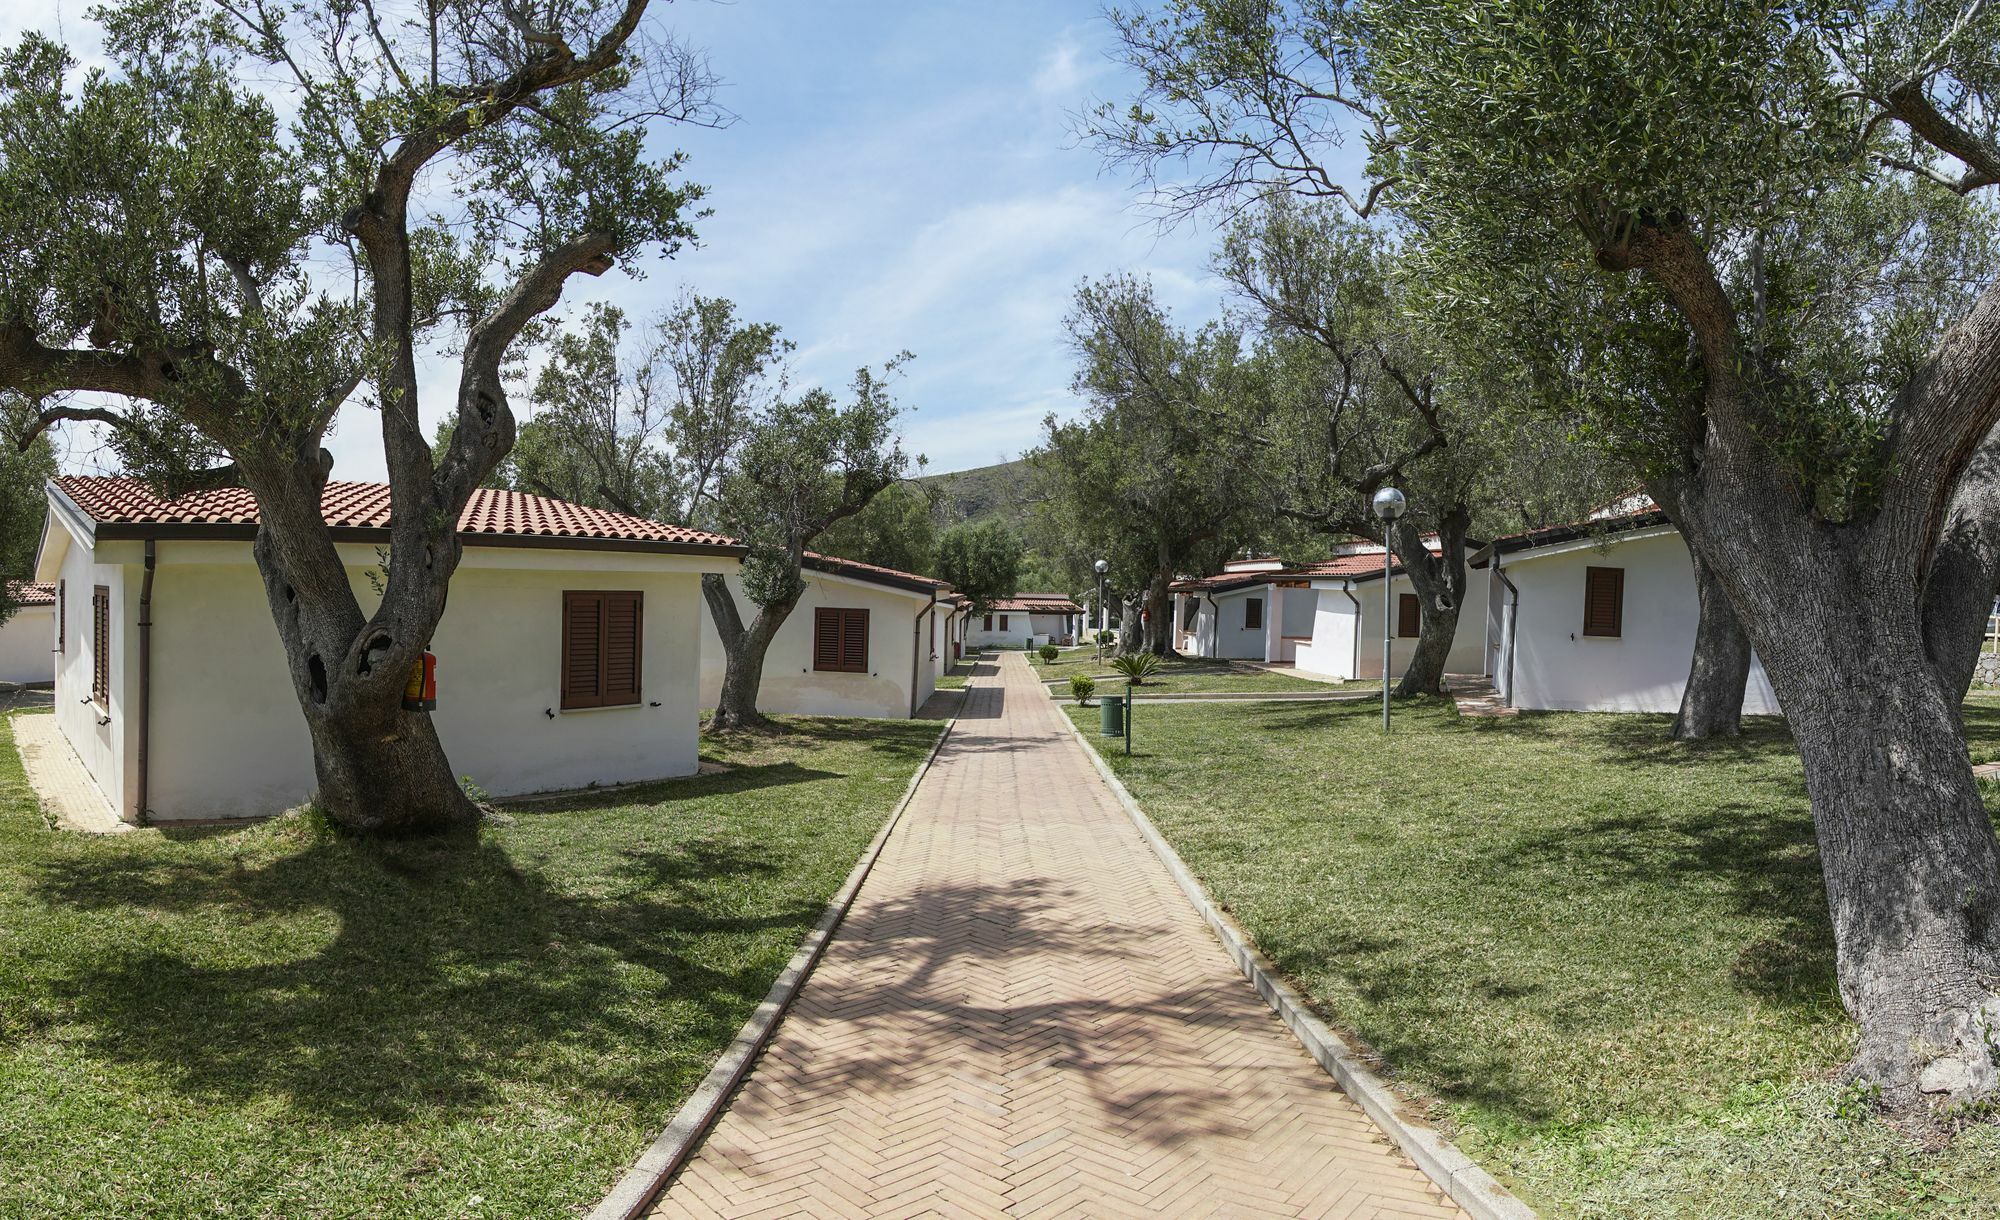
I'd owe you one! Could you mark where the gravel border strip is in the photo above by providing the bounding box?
[1060,711,1538,1220]
[586,716,958,1220]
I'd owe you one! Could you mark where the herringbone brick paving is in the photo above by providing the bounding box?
[648,652,1466,1219]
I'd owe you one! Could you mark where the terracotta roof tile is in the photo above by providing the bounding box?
[1173,554,1399,592]
[989,595,1083,613]
[6,580,54,606]
[802,551,951,594]
[1482,498,1668,559]
[51,476,742,554]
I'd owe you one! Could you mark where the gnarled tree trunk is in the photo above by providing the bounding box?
[1390,502,1470,696]
[1601,223,2000,1108]
[1144,567,1179,657]
[1738,562,2000,1106]
[1670,546,1752,740]
[1116,594,1143,656]
[703,571,801,732]
[247,458,482,836]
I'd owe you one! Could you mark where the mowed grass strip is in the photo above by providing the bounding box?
[1035,654,1342,694]
[0,712,940,1219]
[1063,697,2000,1218]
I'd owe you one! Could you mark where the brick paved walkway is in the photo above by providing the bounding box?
[648,652,1464,1219]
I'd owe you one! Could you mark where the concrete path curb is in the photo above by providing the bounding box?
[585,717,957,1220]
[1060,711,1539,1220]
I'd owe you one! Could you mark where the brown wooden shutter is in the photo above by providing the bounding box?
[983,613,992,630]
[999,614,1009,631]
[91,585,109,705]
[562,591,604,708]
[814,608,869,673]
[1398,593,1421,638]
[1245,598,1263,630]
[841,607,869,672]
[1583,566,1624,637]
[604,592,642,705]
[562,590,644,708]
[56,580,64,652]
[814,608,844,671]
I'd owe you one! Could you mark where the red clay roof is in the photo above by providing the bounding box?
[803,551,951,595]
[51,477,743,555]
[989,595,1083,613]
[6,580,54,606]
[1480,497,1668,561]
[1172,551,1418,593]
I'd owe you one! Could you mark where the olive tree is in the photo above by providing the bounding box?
[703,359,914,731]
[1081,0,1814,732]
[1037,274,1270,656]
[1220,200,1481,694]
[0,0,714,833]
[1368,0,2000,1109]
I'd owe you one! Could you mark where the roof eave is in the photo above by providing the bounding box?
[87,520,749,558]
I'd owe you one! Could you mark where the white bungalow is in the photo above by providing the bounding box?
[1171,545,1490,679]
[34,476,745,825]
[1475,500,1782,714]
[0,581,55,685]
[698,552,951,719]
[962,593,1085,650]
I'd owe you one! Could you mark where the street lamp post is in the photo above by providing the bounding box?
[1094,558,1109,664]
[1372,487,1407,732]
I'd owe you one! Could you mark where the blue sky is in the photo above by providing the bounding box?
[8,0,1231,481]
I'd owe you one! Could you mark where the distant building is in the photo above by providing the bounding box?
[963,594,1084,649]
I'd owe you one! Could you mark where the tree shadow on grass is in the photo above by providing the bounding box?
[27,826,820,1125]
[510,760,848,812]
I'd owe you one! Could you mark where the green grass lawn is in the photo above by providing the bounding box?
[1063,697,2000,1218]
[1035,655,1344,695]
[0,711,940,1218]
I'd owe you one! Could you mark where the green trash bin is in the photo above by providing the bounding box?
[1099,692,1125,736]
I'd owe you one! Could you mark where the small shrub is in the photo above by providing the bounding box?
[1109,653,1161,685]
[1070,674,1096,704]
[1039,644,1060,664]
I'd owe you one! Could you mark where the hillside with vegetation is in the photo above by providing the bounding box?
[916,458,1036,533]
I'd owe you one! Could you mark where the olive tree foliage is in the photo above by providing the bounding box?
[1035,274,1270,657]
[0,0,715,833]
[931,520,1023,615]
[0,397,56,627]
[811,481,941,576]
[1079,0,1389,222]
[512,293,788,523]
[1364,0,2000,1111]
[1219,199,1485,694]
[703,358,915,731]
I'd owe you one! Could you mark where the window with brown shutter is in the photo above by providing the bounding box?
[91,585,109,706]
[1583,566,1624,637]
[561,590,643,709]
[55,579,64,653]
[999,614,1009,631]
[1398,593,1421,638]
[1245,597,1263,630]
[983,613,993,630]
[813,607,870,673]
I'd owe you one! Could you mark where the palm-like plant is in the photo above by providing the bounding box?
[1109,653,1161,685]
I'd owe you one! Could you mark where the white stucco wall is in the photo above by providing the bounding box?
[0,604,54,685]
[1205,587,1270,659]
[1294,565,1491,681]
[1495,528,1781,715]
[48,533,141,821]
[964,610,1032,649]
[141,547,715,822]
[1294,586,1361,678]
[698,569,936,718]
[41,511,726,823]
